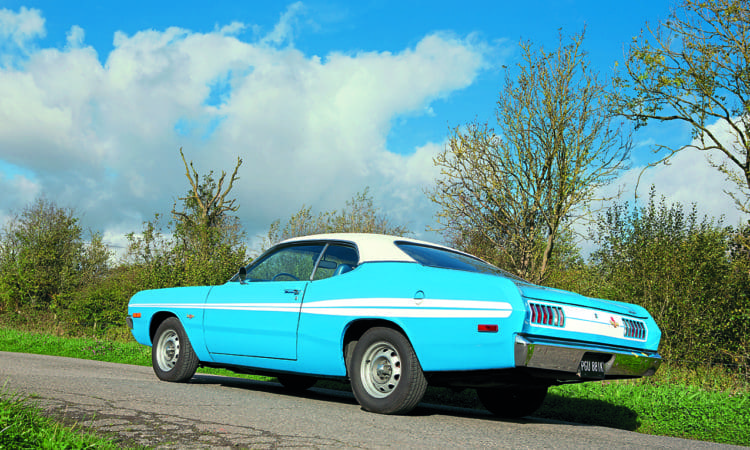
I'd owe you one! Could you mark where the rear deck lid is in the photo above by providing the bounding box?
[516,283,648,319]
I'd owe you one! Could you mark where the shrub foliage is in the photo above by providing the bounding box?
[589,187,750,368]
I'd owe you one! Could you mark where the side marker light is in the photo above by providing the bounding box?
[478,324,498,333]
[132,313,141,318]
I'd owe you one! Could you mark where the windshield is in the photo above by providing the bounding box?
[395,242,524,281]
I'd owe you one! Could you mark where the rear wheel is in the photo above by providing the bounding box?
[477,385,548,418]
[350,327,427,415]
[277,374,317,392]
[152,317,199,382]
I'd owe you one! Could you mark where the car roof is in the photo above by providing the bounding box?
[277,233,465,263]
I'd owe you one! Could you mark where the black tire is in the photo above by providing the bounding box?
[477,385,548,418]
[277,374,317,392]
[152,317,199,382]
[350,327,427,415]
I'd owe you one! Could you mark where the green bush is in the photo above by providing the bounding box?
[589,187,749,368]
[0,199,110,313]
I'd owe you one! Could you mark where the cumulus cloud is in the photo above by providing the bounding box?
[65,25,85,49]
[0,170,41,210]
[261,1,305,47]
[0,5,488,249]
[595,116,749,233]
[0,6,45,53]
[573,117,749,257]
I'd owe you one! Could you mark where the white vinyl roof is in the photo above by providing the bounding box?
[278,233,464,263]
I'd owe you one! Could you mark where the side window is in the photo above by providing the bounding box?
[313,244,359,281]
[246,244,325,281]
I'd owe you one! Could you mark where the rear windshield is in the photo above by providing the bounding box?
[396,242,522,281]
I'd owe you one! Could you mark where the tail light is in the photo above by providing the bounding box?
[529,302,565,327]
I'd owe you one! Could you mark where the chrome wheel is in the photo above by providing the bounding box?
[359,341,402,398]
[155,328,180,372]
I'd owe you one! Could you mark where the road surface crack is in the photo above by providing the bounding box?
[37,396,355,449]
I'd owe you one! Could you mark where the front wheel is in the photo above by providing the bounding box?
[477,385,548,418]
[152,317,199,382]
[350,327,427,415]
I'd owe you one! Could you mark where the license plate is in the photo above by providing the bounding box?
[579,357,607,379]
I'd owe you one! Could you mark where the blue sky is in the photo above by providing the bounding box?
[0,1,743,253]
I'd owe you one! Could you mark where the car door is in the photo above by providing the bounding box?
[203,243,324,360]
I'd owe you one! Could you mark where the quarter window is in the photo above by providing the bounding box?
[313,244,359,280]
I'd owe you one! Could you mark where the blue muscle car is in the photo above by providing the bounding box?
[127,233,662,417]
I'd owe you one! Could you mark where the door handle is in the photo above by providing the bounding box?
[284,289,301,295]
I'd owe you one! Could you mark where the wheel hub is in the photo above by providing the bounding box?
[374,358,392,381]
[157,330,180,371]
[361,342,402,398]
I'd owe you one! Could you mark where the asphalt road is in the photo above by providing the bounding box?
[0,351,742,449]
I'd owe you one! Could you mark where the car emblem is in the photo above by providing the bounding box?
[609,317,619,328]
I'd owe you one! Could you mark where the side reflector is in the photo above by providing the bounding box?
[478,324,498,333]
[132,313,142,318]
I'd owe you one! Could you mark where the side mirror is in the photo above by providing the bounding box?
[238,266,247,284]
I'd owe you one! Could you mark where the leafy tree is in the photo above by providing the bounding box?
[590,187,748,366]
[0,198,110,312]
[124,214,181,289]
[613,0,750,212]
[266,187,410,245]
[430,31,631,283]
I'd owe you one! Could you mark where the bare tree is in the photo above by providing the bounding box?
[172,147,243,229]
[613,0,750,212]
[430,31,631,283]
[167,148,247,284]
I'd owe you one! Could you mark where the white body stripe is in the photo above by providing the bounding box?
[130,298,513,319]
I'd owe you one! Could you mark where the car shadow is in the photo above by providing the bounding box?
[532,392,640,431]
[187,374,639,430]
[188,373,359,406]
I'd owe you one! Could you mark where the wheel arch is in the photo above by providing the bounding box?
[342,319,411,376]
[149,311,178,344]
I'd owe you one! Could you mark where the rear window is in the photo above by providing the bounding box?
[395,242,522,280]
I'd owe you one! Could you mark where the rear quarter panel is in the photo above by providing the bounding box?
[297,262,525,374]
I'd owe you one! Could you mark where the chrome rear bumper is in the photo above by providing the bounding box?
[514,335,661,379]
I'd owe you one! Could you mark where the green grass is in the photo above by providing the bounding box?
[0,327,272,381]
[1,327,749,446]
[541,382,749,445]
[0,389,137,449]
[0,328,151,366]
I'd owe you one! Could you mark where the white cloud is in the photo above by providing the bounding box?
[65,25,85,49]
[0,170,41,217]
[261,1,305,47]
[574,117,749,258]
[616,117,748,226]
[0,6,45,50]
[0,6,489,251]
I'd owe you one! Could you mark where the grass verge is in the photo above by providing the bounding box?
[0,389,140,449]
[1,327,748,446]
